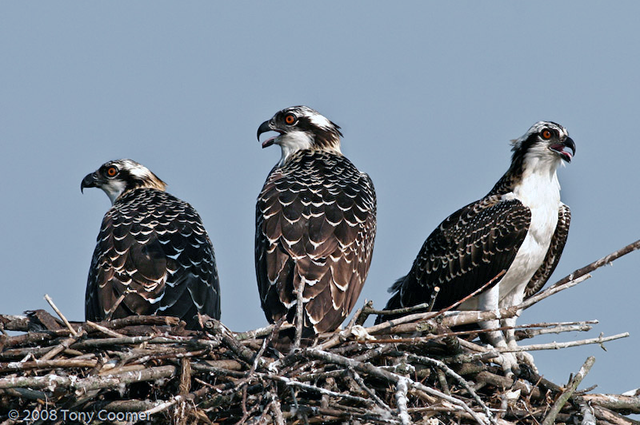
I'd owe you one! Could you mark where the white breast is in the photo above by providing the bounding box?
[498,167,561,304]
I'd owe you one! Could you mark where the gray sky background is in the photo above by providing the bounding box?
[2,2,638,395]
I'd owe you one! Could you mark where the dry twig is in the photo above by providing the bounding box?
[0,241,638,424]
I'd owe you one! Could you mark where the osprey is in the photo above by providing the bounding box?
[378,121,575,374]
[81,159,220,329]
[256,106,377,339]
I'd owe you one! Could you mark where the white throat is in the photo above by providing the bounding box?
[101,181,127,205]
[275,130,342,166]
[515,149,562,207]
[276,130,314,166]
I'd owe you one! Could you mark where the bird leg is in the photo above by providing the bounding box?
[503,313,538,373]
[479,319,521,377]
[478,286,520,377]
[500,287,538,373]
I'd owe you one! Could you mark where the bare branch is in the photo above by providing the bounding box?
[0,365,176,391]
[294,281,305,349]
[503,333,629,352]
[555,239,640,287]
[395,377,411,425]
[542,356,596,425]
[303,348,491,425]
[84,320,126,338]
[44,294,77,336]
[1,238,637,423]
[582,394,640,414]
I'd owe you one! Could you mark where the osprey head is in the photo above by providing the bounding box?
[257,105,343,165]
[511,121,576,166]
[81,159,167,205]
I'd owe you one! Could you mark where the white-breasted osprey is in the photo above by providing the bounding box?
[81,159,220,329]
[378,121,575,374]
[256,106,377,339]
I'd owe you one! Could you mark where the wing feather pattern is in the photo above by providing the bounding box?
[378,196,531,321]
[256,151,376,335]
[86,189,220,328]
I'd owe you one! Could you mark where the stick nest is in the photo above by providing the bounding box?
[1,240,639,424]
[0,308,636,425]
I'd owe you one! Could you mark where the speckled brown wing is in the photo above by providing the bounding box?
[255,150,376,335]
[85,189,220,328]
[378,196,530,321]
[524,203,571,298]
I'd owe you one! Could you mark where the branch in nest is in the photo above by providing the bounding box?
[44,294,77,336]
[367,270,507,333]
[0,365,176,391]
[542,356,596,425]
[395,377,411,425]
[303,348,492,425]
[0,239,638,424]
[582,394,640,414]
[503,333,629,353]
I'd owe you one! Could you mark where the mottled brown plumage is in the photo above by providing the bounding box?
[379,196,532,317]
[256,106,376,337]
[379,122,575,322]
[377,121,575,376]
[82,159,220,329]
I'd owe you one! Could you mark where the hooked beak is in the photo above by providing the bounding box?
[80,172,100,193]
[256,120,281,149]
[550,136,576,162]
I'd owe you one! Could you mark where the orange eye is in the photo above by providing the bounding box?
[106,166,118,177]
[541,129,552,140]
[284,113,297,125]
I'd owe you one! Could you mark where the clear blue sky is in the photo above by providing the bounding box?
[1,2,638,394]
